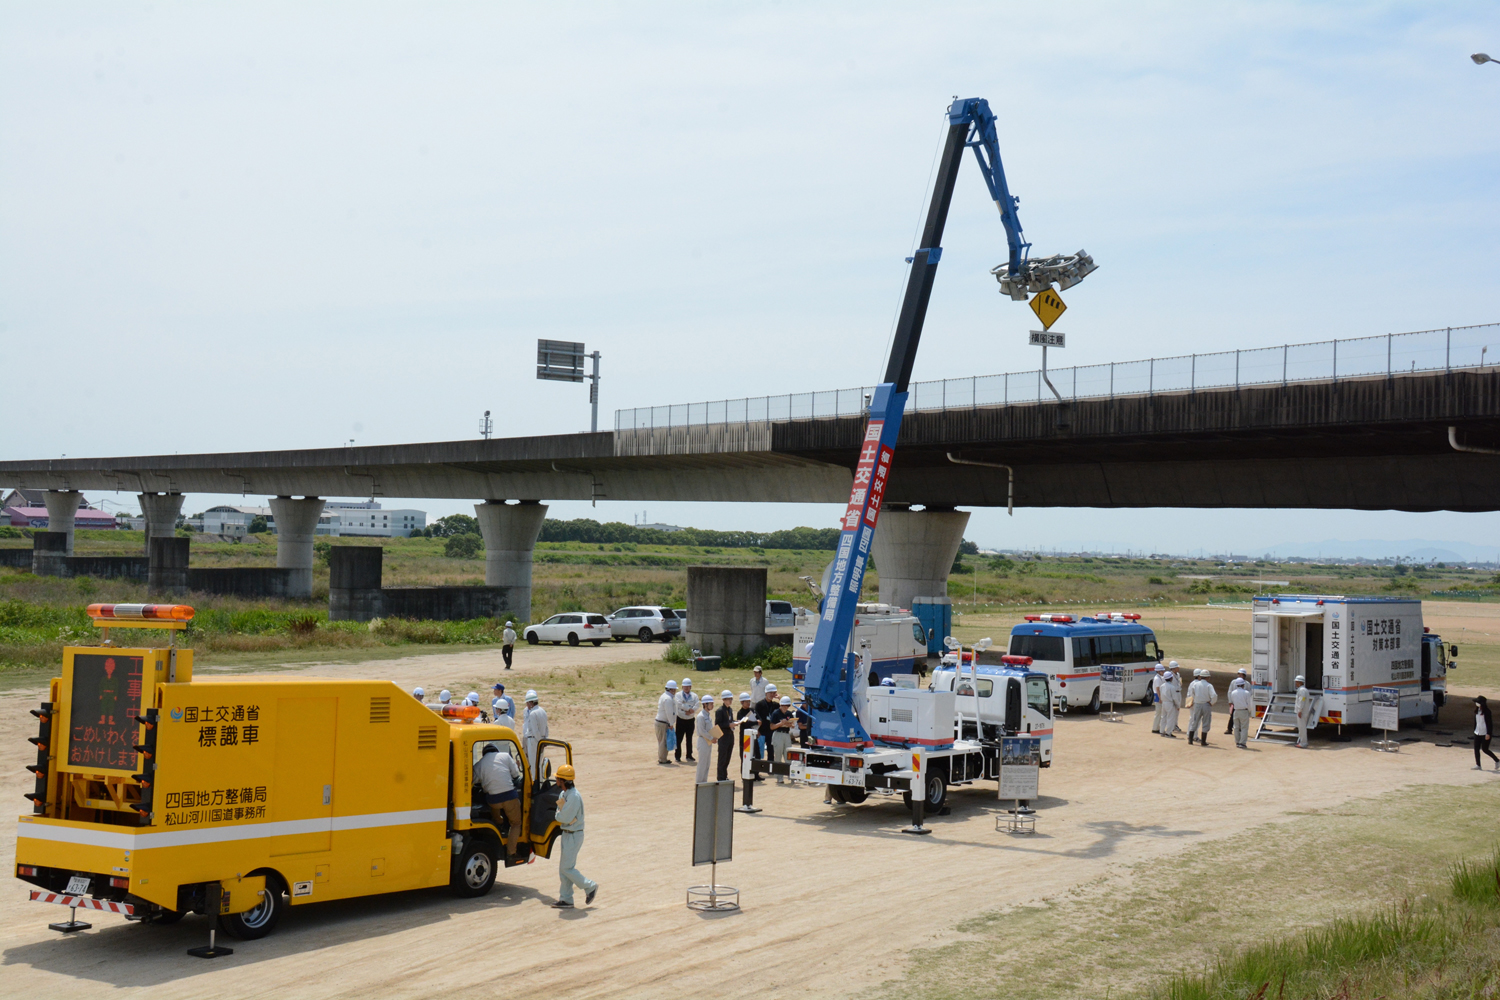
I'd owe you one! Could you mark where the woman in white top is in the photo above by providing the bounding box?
[695,694,715,783]
[1474,696,1498,771]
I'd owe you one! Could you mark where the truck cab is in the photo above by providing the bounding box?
[792,604,927,684]
[929,665,1054,765]
[1421,629,1458,720]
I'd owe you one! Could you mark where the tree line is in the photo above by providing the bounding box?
[420,514,841,551]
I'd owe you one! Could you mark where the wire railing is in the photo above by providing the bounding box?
[615,323,1498,431]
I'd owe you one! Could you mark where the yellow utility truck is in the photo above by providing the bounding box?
[16,604,572,940]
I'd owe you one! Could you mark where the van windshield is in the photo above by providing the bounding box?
[1010,634,1065,662]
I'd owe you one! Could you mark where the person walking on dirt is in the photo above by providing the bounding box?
[695,694,715,782]
[750,665,768,706]
[502,621,517,670]
[523,690,548,775]
[1225,668,1248,735]
[475,743,524,863]
[1150,664,1165,733]
[550,764,597,909]
[656,680,678,765]
[1158,671,1181,738]
[676,678,699,763]
[715,691,736,782]
[1473,696,1498,771]
[1228,675,1253,748]
[1186,669,1217,746]
[1292,675,1312,748]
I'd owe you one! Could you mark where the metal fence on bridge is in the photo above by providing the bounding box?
[615,323,1499,432]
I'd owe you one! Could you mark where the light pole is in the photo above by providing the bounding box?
[1474,53,1497,65]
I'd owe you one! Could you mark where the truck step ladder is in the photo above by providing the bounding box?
[1253,693,1320,744]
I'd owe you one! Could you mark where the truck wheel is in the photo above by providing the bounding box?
[639,627,654,643]
[1088,688,1102,714]
[613,636,626,642]
[567,633,580,646]
[591,639,603,646]
[1141,690,1154,707]
[526,632,539,645]
[452,842,497,898]
[220,872,285,940]
[827,786,845,803]
[841,787,868,804]
[903,774,947,811]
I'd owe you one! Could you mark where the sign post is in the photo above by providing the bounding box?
[687,780,739,911]
[997,736,1041,835]
[1371,686,1400,752]
[536,339,603,433]
[1099,665,1125,722]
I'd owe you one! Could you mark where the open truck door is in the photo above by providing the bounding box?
[527,739,573,859]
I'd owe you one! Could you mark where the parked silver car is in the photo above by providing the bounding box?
[606,606,682,642]
[766,600,796,629]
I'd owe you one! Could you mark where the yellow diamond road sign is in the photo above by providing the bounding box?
[1029,288,1067,330]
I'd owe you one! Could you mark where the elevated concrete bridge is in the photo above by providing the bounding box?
[4,368,1497,611]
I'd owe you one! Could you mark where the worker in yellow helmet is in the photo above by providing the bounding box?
[550,764,597,909]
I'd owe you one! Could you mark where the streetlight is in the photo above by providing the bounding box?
[1474,53,1496,65]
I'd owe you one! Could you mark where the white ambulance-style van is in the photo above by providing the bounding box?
[1006,613,1164,713]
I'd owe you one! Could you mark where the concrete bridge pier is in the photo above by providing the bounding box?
[43,491,83,554]
[269,496,325,598]
[870,506,970,612]
[137,492,185,554]
[475,500,548,622]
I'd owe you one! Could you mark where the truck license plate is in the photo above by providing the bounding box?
[64,875,91,896]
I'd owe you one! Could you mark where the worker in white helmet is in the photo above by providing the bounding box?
[1225,668,1249,736]
[412,686,425,701]
[439,689,452,706]
[522,690,548,777]
[1186,669,1217,746]
[695,694,716,783]
[655,680,678,765]
[770,695,796,784]
[754,683,780,775]
[501,620,517,670]
[750,665,768,706]
[735,692,755,774]
[1158,667,1182,738]
[1150,664,1166,733]
[675,678,698,764]
[465,691,480,708]
[1228,670,1254,748]
[1166,662,1185,733]
[1293,675,1312,748]
[715,691,736,781]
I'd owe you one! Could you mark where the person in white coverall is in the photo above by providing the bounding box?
[695,694,715,782]
[522,690,548,776]
[1228,674,1253,748]
[1158,670,1182,738]
[655,680,678,765]
[1186,669,1217,745]
[1225,668,1248,735]
[1293,675,1312,748]
[1166,664,1185,733]
[1150,664,1166,733]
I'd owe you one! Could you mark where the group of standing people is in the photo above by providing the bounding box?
[412,681,550,774]
[653,665,807,785]
[1150,663,1314,749]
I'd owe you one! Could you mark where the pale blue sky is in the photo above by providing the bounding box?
[2,3,1498,554]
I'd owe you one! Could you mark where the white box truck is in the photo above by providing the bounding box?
[1250,594,1452,732]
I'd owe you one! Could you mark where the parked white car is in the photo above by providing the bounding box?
[524,613,610,647]
[606,606,682,642]
[766,600,796,631]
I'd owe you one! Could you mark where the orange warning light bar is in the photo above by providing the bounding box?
[438,704,481,722]
[86,604,195,622]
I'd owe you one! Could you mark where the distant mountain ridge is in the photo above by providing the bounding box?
[1258,539,1498,563]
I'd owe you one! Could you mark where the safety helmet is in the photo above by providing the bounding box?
[682,677,693,687]
[739,692,751,701]
[413,686,424,698]
[702,693,714,704]
[525,689,539,702]
[881,678,896,686]
[780,695,792,706]
[1153,663,1164,672]
[505,621,514,627]
[492,696,506,709]
[1169,660,1179,669]
[666,679,678,690]
[556,764,575,781]
[1294,675,1305,684]
[466,691,480,703]
[1237,667,1248,675]
[766,683,777,692]
[439,689,452,703]
[720,690,733,699]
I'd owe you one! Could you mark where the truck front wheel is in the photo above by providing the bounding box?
[220,872,285,940]
[452,842,497,898]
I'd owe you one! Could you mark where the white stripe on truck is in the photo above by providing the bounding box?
[17,808,447,851]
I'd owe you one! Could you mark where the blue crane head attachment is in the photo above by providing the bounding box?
[799,96,1096,749]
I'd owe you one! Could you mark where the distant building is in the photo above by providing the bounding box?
[637,522,686,533]
[4,506,117,530]
[325,501,426,538]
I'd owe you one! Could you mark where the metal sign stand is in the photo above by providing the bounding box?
[1099,670,1125,722]
[1000,800,1036,835]
[1371,723,1401,753]
[1371,686,1400,753]
[687,781,740,912]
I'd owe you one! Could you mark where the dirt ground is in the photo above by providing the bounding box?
[0,629,1495,999]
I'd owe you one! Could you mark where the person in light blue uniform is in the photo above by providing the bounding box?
[492,682,516,729]
[550,764,597,909]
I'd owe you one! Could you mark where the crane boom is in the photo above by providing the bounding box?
[803,97,1091,748]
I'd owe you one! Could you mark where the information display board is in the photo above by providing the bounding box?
[1099,665,1126,705]
[998,737,1041,800]
[1371,686,1400,733]
[692,780,735,866]
[66,651,145,773]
